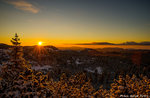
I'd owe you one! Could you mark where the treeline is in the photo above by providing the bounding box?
[0,67,149,97]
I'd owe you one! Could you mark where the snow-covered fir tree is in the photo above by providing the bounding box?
[0,33,51,97]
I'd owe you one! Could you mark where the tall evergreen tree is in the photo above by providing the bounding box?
[0,33,28,82]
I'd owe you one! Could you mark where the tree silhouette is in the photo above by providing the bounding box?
[11,33,21,60]
[0,33,26,82]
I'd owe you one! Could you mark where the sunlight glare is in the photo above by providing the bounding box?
[38,41,43,46]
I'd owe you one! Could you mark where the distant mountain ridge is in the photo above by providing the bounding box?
[77,42,115,45]
[120,41,150,45]
[0,43,58,50]
[0,41,150,50]
[76,41,150,45]
[0,43,12,49]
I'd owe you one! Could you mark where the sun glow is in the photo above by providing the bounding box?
[38,41,43,46]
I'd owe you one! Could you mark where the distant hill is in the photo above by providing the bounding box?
[120,41,150,45]
[0,43,11,49]
[44,45,58,50]
[0,43,59,51]
[76,41,150,45]
[76,42,114,45]
[23,45,59,51]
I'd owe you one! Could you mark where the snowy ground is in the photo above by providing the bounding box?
[84,66,102,74]
[31,65,52,71]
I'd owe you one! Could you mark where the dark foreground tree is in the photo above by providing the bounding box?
[0,33,27,81]
[0,33,53,97]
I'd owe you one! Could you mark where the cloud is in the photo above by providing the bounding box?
[5,0,39,13]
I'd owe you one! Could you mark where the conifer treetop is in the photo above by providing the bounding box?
[11,33,21,46]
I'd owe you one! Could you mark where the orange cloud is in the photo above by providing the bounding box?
[5,0,39,13]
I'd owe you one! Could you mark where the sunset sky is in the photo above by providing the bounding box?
[0,0,150,46]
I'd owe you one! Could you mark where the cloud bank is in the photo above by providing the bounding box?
[5,0,39,13]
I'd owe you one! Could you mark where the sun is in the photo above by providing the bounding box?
[38,41,43,46]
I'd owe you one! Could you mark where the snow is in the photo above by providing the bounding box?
[84,66,102,74]
[75,58,82,65]
[96,67,102,74]
[67,60,71,64]
[84,68,95,73]
[31,65,52,71]
[3,61,13,65]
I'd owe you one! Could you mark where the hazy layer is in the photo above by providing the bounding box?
[57,45,150,50]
